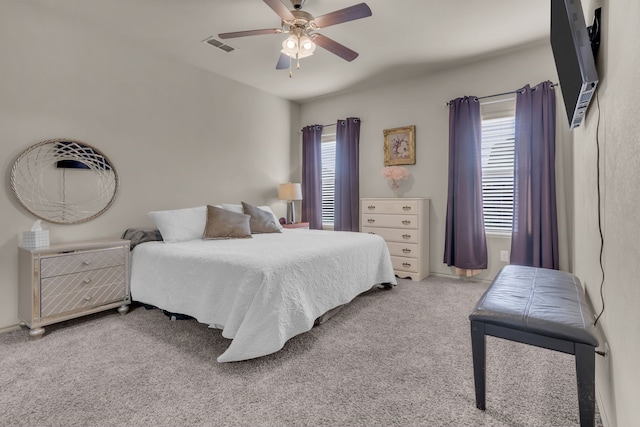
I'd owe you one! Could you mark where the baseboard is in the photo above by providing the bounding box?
[596,383,611,427]
[0,324,21,334]
[429,272,462,280]
[429,272,493,284]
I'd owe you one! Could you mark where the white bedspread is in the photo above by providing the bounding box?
[130,229,396,362]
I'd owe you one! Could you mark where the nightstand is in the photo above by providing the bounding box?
[282,222,310,229]
[18,239,131,339]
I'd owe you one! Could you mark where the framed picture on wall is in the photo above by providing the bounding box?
[383,125,416,166]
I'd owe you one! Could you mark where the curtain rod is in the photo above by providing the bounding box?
[299,119,363,132]
[445,82,557,107]
[299,123,334,132]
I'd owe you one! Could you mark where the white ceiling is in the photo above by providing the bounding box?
[38,0,551,103]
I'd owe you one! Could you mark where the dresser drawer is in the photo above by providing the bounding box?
[386,242,419,258]
[40,247,125,278]
[361,200,419,215]
[362,227,419,243]
[362,214,418,229]
[41,280,126,318]
[391,256,418,273]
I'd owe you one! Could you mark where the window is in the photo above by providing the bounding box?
[321,139,336,226]
[481,115,515,233]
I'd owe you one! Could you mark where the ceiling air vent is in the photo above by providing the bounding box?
[203,37,234,53]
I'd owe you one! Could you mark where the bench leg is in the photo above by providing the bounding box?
[470,320,486,410]
[575,343,596,427]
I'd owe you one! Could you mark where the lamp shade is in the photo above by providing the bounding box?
[279,183,302,201]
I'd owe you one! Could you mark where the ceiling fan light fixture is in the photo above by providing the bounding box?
[285,38,297,50]
[281,34,315,59]
[301,36,314,51]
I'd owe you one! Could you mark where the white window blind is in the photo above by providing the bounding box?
[321,140,336,225]
[481,115,515,233]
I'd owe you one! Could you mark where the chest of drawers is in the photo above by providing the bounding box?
[18,239,131,338]
[361,198,429,281]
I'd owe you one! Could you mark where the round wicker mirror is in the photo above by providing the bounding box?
[10,138,119,224]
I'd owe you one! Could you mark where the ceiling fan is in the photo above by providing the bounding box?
[218,0,372,76]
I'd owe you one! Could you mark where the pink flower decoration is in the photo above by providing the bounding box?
[381,166,409,194]
[381,166,409,181]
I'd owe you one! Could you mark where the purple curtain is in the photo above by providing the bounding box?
[443,97,488,269]
[334,117,360,231]
[301,125,323,230]
[510,81,559,269]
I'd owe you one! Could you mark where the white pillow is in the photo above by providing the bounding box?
[222,203,281,230]
[257,206,282,230]
[221,203,243,214]
[148,206,207,243]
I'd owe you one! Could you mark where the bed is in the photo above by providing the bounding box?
[128,220,396,362]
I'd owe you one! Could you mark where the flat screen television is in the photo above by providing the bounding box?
[550,0,599,129]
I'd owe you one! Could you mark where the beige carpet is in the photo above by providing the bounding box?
[0,276,602,426]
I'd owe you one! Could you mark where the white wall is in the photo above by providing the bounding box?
[299,42,571,281]
[0,1,298,330]
[573,1,640,425]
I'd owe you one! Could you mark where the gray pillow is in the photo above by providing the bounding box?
[242,202,283,234]
[203,205,252,240]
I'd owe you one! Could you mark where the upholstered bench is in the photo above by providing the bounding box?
[469,265,599,427]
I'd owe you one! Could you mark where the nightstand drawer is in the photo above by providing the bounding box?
[40,248,125,278]
[361,200,419,215]
[362,214,418,229]
[391,256,419,273]
[41,265,125,300]
[41,280,126,317]
[362,227,419,243]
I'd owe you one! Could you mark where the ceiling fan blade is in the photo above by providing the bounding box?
[263,0,296,21]
[310,33,358,62]
[218,28,282,39]
[276,53,290,70]
[313,3,372,28]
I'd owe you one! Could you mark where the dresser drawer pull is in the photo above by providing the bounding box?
[368,232,376,235]
[82,260,91,266]
[402,220,411,225]
[402,234,411,239]
[402,262,412,268]
[367,218,375,223]
[402,248,412,254]
[367,205,376,210]
[83,295,92,301]
[402,206,412,211]
[83,278,92,284]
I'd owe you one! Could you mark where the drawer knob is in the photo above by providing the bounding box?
[367,205,376,210]
[82,260,91,266]
[83,278,92,284]
[402,248,411,254]
[367,218,375,223]
[402,220,411,225]
[402,234,411,239]
[402,262,412,268]
[83,295,92,301]
[402,206,411,211]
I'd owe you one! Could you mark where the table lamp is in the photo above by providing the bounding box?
[278,183,302,224]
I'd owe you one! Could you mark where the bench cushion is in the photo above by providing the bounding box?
[469,265,598,347]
